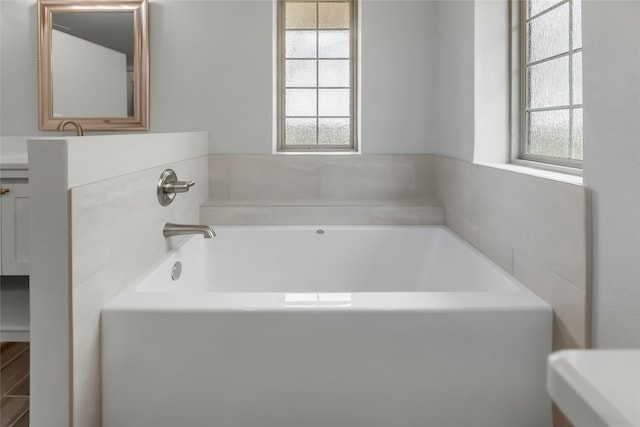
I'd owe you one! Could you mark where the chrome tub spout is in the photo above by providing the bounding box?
[163,223,216,239]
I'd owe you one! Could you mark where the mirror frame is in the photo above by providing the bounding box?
[37,0,149,131]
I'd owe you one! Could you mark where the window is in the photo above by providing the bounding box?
[515,0,583,169]
[277,0,358,152]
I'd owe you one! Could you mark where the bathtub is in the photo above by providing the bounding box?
[102,225,552,427]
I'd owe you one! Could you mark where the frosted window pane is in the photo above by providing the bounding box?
[572,0,582,49]
[286,3,317,29]
[286,89,317,116]
[286,60,317,87]
[286,118,317,145]
[319,60,350,87]
[528,3,569,62]
[319,2,350,29]
[318,89,350,116]
[286,31,317,58]
[319,118,350,145]
[572,51,582,104]
[528,0,562,17]
[528,57,569,109]
[527,110,570,158]
[572,109,583,160]
[319,31,350,58]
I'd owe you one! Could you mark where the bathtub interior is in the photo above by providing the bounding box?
[136,226,520,293]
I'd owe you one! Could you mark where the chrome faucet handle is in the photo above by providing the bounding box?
[163,180,195,194]
[157,169,195,206]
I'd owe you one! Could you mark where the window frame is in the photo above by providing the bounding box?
[511,0,583,173]
[276,0,359,153]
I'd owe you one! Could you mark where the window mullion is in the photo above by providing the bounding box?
[315,0,319,146]
[568,0,574,159]
[526,0,570,22]
[279,1,285,150]
[527,105,583,113]
[527,50,578,68]
[521,0,529,158]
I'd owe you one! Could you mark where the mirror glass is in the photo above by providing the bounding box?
[52,12,134,118]
[38,0,148,131]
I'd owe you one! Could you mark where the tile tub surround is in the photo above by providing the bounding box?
[27,132,209,427]
[71,156,209,427]
[203,153,588,351]
[204,154,443,225]
[434,155,589,351]
[200,200,445,226]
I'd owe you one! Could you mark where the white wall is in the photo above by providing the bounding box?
[151,0,439,154]
[1,0,439,154]
[0,0,40,136]
[430,0,475,162]
[473,0,510,164]
[27,140,71,427]
[148,0,273,153]
[52,30,127,117]
[359,0,438,153]
[582,0,640,348]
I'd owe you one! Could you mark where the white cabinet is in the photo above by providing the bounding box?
[0,170,29,276]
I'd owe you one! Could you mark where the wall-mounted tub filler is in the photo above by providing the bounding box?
[163,223,216,239]
[157,168,195,206]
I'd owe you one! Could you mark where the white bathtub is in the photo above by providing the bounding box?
[102,225,552,427]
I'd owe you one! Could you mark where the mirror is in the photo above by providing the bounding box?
[38,0,148,131]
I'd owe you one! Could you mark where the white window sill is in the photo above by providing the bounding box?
[273,150,361,156]
[475,161,583,186]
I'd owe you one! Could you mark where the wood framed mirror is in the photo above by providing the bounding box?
[37,0,149,131]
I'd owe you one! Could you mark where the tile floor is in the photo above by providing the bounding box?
[1,342,29,427]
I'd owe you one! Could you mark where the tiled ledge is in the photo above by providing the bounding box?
[200,199,444,226]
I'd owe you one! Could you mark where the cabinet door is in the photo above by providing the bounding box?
[1,179,29,275]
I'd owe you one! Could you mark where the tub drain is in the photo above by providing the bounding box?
[171,261,182,281]
[316,229,325,235]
